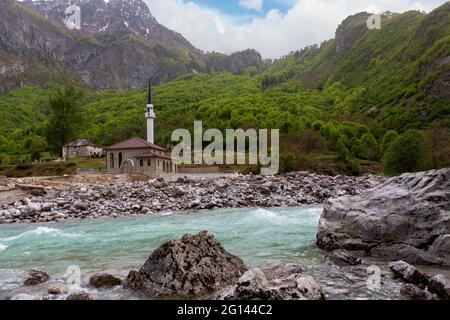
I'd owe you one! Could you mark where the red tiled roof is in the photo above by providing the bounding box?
[105,137,167,151]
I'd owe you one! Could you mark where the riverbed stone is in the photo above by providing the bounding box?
[24,269,50,286]
[66,289,95,300]
[428,274,450,300]
[326,249,362,266]
[124,231,247,298]
[400,284,434,300]
[317,169,450,266]
[220,261,324,300]
[89,271,123,288]
[388,261,429,286]
[74,201,88,211]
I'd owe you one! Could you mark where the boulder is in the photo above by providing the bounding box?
[48,285,68,295]
[24,269,50,286]
[389,261,429,286]
[74,201,88,211]
[220,261,324,300]
[326,249,362,266]
[317,169,450,266]
[0,176,7,186]
[400,284,434,300]
[15,184,46,196]
[89,271,123,288]
[124,231,247,298]
[428,274,450,300]
[66,289,95,300]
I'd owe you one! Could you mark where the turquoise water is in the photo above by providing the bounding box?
[0,207,323,279]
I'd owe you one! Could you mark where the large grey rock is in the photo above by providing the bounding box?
[317,169,450,266]
[24,269,50,286]
[428,274,450,300]
[124,231,247,298]
[388,261,429,286]
[220,261,324,300]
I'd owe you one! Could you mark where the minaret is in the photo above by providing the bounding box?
[145,81,156,144]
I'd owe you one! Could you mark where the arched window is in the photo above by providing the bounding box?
[118,152,123,168]
[110,153,115,169]
[140,159,144,167]
[147,159,151,166]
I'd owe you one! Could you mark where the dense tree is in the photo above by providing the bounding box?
[45,86,84,156]
[381,130,399,154]
[357,133,380,161]
[383,130,432,176]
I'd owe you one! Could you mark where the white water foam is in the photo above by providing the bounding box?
[250,208,293,225]
[0,244,7,252]
[0,227,80,243]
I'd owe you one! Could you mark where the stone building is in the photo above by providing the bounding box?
[63,139,103,160]
[105,83,177,175]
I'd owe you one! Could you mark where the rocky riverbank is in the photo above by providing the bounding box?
[0,172,383,225]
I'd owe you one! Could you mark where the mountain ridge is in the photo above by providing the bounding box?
[0,0,265,92]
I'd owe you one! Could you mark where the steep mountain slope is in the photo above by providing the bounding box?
[0,0,265,92]
[262,2,450,131]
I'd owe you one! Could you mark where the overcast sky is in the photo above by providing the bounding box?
[145,0,448,59]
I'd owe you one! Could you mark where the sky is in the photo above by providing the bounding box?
[145,0,448,59]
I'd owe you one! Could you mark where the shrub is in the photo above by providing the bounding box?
[280,153,297,173]
[381,130,399,154]
[357,133,379,161]
[30,150,41,162]
[382,130,432,176]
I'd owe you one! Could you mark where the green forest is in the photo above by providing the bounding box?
[0,4,449,176]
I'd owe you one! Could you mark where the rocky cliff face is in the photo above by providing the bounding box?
[0,0,264,92]
[335,12,371,54]
[317,169,450,266]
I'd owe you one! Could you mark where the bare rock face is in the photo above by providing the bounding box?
[317,169,450,266]
[24,269,50,286]
[220,262,324,300]
[124,231,247,298]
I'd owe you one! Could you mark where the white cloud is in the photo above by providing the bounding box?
[146,0,443,59]
[239,0,264,12]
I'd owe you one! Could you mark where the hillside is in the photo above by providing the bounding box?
[0,2,449,175]
[0,0,265,92]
